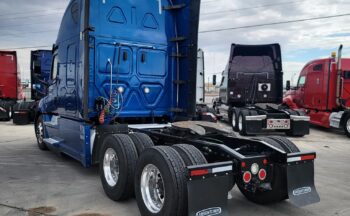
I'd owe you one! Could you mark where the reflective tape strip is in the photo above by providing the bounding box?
[287,157,301,163]
[212,165,232,173]
[246,115,267,121]
[288,155,315,163]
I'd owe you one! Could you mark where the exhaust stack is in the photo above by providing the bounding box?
[336,44,343,107]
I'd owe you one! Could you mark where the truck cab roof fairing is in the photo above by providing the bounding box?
[227,44,283,105]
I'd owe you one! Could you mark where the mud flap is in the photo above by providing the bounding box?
[187,161,233,216]
[287,158,320,207]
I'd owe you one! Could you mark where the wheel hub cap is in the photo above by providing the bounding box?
[36,122,44,143]
[141,164,165,213]
[232,114,236,127]
[103,148,119,187]
[346,118,350,133]
[239,116,243,131]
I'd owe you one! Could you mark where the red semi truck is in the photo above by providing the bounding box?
[284,45,350,138]
[0,51,23,120]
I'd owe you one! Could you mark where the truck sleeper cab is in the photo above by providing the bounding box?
[13,50,53,125]
[35,1,319,215]
[214,44,310,136]
[284,45,350,138]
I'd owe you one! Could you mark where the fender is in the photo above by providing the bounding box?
[283,95,299,110]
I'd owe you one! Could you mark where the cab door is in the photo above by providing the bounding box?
[301,63,325,109]
[294,74,306,107]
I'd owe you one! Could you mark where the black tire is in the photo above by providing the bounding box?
[128,133,154,155]
[135,146,187,216]
[7,105,12,120]
[35,115,48,150]
[344,114,350,138]
[238,110,249,136]
[0,101,11,121]
[99,134,138,201]
[231,108,239,132]
[268,136,300,153]
[256,137,285,152]
[172,144,207,166]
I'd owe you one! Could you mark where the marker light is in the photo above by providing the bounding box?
[243,171,252,183]
[251,163,259,175]
[144,87,150,94]
[258,169,267,181]
[118,87,124,93]
[331,51,337,58]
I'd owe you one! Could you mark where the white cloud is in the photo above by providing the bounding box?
[199,0,350,83]
[1,0,350,87]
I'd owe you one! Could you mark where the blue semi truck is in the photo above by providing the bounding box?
[34,1,320,215]
[12,50,52,124]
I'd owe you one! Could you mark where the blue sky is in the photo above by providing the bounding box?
[0,0,350,86]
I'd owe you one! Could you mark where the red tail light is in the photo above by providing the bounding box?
[243,171,252,183]
[190,169,209,177]
[301,155,315,161]
[258,169,267,181]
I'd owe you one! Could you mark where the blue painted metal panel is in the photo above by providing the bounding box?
[88,0,177,120]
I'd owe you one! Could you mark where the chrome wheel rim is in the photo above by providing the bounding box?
[141,164,165,213]
[238,115,243,131]
[232,113,236,128]
[346,118,350,133]
[36,122,44,144]
[103,148,119,187]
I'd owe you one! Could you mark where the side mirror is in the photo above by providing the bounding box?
[286,80,291,91]
[213,75,217,86]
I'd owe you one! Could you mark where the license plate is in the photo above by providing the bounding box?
[266,119,290,129]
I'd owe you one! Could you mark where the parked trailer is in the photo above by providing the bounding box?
[0,51,22,121]
[12,50,52,125]
[284,45,350,138]
[213,44,310,136]
[34,1,319,215]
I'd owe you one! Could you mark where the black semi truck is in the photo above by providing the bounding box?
[214,44,310,136]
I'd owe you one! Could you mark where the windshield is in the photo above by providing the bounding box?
[230,56,274,74]
[298,76,306,87]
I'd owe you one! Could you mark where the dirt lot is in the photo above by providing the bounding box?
[0,121,349,216]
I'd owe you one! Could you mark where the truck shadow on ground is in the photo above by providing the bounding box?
[227,193,317,216]
[309,125,345,136]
